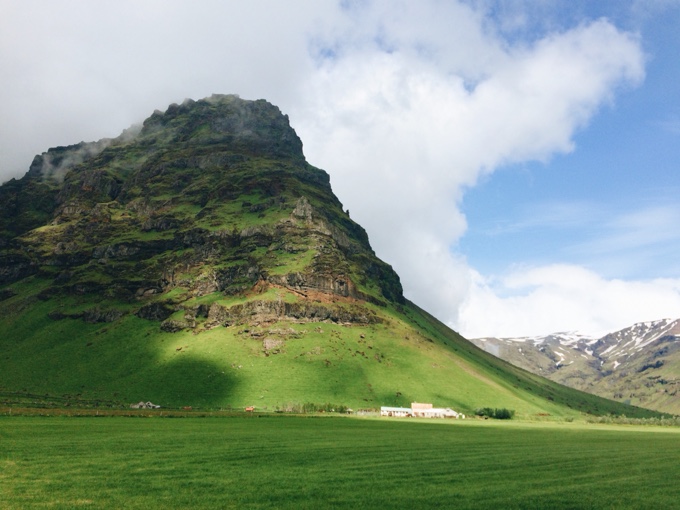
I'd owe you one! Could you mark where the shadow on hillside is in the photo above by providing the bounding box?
[0,295,240,409]
[136,354,238,409]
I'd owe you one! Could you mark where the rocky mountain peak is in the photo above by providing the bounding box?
[0,95,403,326]
[138,95,305,161]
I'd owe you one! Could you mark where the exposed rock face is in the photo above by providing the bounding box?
[82,308,125,324]
[136,302,176,321]
[205,299,380,329]
[292,196,313,222]
[47,307,125,323]
[138,95,305,161]
[0,94,403,334]
[160,319,193,333]
[0,288,17,301]
[268,273,358,298]
[0,252,37,285]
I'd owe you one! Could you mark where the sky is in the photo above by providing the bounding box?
[1,0,680,338]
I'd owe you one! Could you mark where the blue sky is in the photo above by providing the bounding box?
[461,1,680,281]
[1,0,679,337]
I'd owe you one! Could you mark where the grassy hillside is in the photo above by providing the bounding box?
[0,275,660,419]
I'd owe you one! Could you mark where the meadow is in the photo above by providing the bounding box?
[1,415,679,509]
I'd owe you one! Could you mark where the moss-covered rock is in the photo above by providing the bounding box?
[0,94,403,315]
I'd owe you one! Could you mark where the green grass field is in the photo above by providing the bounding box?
[1,416,678,509]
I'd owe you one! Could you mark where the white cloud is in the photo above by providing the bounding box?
[459,264,680,338]
[293,4,645,327]
[592,204,680,252]
[488,200,599,235]
[658,114,680,135]
[478,200,680,260]
[632,0,680,20]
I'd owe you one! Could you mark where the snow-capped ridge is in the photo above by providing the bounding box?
[469,318,680,414]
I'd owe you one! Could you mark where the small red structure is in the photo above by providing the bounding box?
[245,406,255,412]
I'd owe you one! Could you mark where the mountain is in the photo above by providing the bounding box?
[0,94,662,419]
[470,319,680,414]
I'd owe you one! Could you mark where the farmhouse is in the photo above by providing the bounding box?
[380,402,464,419]
[380,406,413,417]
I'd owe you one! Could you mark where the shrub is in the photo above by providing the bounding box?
[277,402,350,414]
[585,414,680,427]
[494,408,515,420]
[475,407,494,418]
[475,407,515,420]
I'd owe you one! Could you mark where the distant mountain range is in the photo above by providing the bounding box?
[470,319,680,414]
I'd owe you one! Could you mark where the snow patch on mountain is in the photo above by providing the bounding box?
[471,318,679,377]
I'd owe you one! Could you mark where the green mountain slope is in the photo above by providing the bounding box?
[0,95,661,418]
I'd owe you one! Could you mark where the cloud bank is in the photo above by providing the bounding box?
[292,2,649,333]
[2,0,678,338]
[460,265,680,338]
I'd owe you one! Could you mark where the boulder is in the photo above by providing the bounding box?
[160,319,192,332]
[82,307,125,323]
[136,302,175,321]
